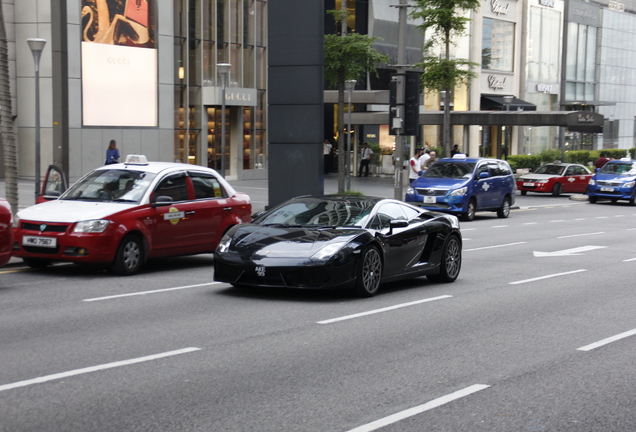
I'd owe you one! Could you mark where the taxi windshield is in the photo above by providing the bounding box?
[61,169,157,203]
[422,161,476,179]
[599,162,636,175]
[535,164,565,175]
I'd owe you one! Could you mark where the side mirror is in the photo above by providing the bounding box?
[479,171,490,179]
[152,195,174,207]
[42,191,61,200]
[388,219,408,235]
[251,211,266,220]
[594,168,600,173]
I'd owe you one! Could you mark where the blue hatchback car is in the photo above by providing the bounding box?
[405,154,516,221]
[587,158,636,205]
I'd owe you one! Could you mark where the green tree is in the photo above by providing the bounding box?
[0,4,17,214]
[324,5,389,193]
[410,0,480,158]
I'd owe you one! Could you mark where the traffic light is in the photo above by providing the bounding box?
[403,71,421,136]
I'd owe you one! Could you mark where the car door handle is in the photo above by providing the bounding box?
[223,207,232,211]
[185,211,196,215]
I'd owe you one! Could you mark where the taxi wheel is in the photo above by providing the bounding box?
[551,183,562,197]
[520,190,527,196]
[112,235,143,276]
[497,196,511,218]
[23,257,51,269]
[589,196,598,203]
[462,199,476,221]
[629,190,636,206]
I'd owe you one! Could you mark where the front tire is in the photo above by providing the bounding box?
[551,183,562,197]
[462,198,476,221]
[629,190,636,206]
[589,196,598,203]
[497,196,511,218]
[355,246,382,297]
[111,235,143,275]
[520,190,527,196]
[427,234,462,283]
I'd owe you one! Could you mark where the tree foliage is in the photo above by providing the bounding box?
[323,9,389,193]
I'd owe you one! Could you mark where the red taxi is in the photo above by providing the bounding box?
[0,198,13,267]
[12,155,252,275]
[516,163,592,196]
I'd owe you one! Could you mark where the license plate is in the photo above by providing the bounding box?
[523,182,535,187]
[22,235,57,248]
[424,196,436,204]
[600,187,615,192]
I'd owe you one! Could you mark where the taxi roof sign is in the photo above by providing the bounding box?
[124,155,149,165]
[452,153,467,159]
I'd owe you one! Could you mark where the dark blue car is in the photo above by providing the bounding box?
[587,158,636,205]
[405,155,516,221]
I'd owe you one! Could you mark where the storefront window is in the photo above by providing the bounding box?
[482,18,514,72]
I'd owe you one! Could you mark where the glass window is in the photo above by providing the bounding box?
[190,172,227,198]
[527,7,561,83]
[482,18,514,72]
[154,173,189,202]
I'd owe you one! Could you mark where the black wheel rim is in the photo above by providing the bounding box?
[361,249,381,293]
[502,199,510,216]
[445,237,461,279]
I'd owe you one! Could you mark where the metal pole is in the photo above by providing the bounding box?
[393,0,408,201]
[28,38,46,201]
[217,63,231,178]
[345,80,356,191]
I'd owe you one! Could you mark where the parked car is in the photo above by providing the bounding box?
[516,163,592,196]
[214,195,462,297]
[0,198,13,267]
[12,155,252,275]
[405,154,515,221]
[587,157,636,205]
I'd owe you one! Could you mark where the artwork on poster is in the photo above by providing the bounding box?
[81,0,157,127]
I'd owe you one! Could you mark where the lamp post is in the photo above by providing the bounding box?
[27,38,46,201]
[217,63,231,178]
[503,95,513,159]
[345,79,356,190]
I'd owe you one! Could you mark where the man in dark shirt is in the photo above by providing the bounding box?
[595,152,610,169]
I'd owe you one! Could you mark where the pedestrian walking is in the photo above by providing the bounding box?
[358,143,373,177]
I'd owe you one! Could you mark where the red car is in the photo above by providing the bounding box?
[516,163,592,196]
[12,155,252,275]
[0,198,13,267]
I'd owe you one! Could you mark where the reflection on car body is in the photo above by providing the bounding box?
[214,195,462,297]
[12,155,252,275]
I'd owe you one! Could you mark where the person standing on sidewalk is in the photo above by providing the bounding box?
[105,140,120,165]
[409,148,424,183]
[358,142,373,177]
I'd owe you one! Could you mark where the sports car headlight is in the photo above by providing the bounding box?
[448,187,467,197]
[216,234,232,253]
[588,179,596,186]
[311,242,347,261]
[623,181,635,188]
[73,220,110,233]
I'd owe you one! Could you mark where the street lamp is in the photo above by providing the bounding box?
[27,38,46,201]
[345,79,356,190]
[217,63,231,178]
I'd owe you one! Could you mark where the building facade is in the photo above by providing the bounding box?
[3,0,267,185]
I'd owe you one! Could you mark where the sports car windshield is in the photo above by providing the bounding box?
[599,162,636,175]
[255,198,378,228]
[535,164,565,175]
[422,161,476,179]
[61,169,157,203]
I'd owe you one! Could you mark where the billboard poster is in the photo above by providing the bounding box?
[81,0,157,127]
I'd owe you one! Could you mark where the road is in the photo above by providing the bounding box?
[1,195,635,431]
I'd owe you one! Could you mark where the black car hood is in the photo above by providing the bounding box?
[226,224,364,258]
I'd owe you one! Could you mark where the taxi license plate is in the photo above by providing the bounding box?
[600,187,615,192]
[523,182,535,187]
[424,196,436,204]
[22,235,57,248]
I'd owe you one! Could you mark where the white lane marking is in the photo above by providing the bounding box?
[533,246,607,257]
[577,329,636,351]
[557,232,605,239]
[317,296,452,325]
[83,282,221,302]
[461,228,476,231]
[627,228,636,231]
[623,257,636,262]
[491,225,508,228]
[464,242,526,252]
[550,220,565,223]
[523,222,538,225]
[0,347,201,393]
[344,384,490,432]
[509,269,587,285]
[574,218,586,221]
[614,215,625,217]
[596,216,608,219]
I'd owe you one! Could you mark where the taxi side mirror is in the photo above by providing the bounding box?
[478,171,490,179]
[152,195,173,207]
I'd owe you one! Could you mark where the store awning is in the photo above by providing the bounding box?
[481,94,537,111]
